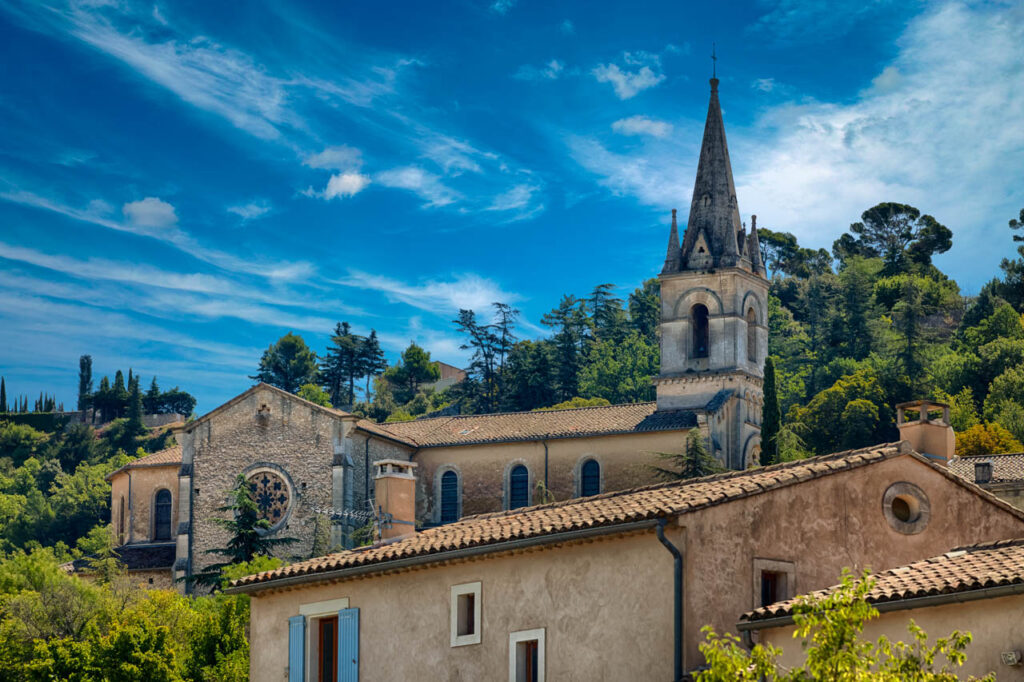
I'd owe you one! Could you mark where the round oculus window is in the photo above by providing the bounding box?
[246,469,291,527]
[883,482,930,534]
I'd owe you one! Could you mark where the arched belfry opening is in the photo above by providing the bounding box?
[746,307,757,363]
[692,304,709,358]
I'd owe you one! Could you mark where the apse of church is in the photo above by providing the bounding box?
[655,76,769,470]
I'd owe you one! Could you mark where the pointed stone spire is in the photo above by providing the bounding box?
[748,214,765,275]
[661,208,680,273]
[679,78,743,269]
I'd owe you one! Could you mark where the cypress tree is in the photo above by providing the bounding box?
[126,377,145,437]
[113,370,128,418]
[0,377,6,412]
[761,356,781,466]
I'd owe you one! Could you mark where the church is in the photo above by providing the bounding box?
[106,74,769,591]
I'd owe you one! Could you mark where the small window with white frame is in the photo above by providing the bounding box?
[450,581,482,647]
[509,628,545,682]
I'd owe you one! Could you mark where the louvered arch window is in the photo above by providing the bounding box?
[440,470,460,524]
[509,465,529,509]
[580,459,601,497]
[154,489,172,541]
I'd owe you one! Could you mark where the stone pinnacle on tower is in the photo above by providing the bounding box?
[661,208,680,273]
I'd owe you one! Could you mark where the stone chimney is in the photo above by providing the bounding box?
[374,459,417,541]
[896,400,955,465]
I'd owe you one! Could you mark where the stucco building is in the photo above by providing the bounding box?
[950,452,1024,510]
[741,538,1024,679]
[230,439,1024,681]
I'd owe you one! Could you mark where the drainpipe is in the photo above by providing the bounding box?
[657,517,683,681]
[543,440,549,493]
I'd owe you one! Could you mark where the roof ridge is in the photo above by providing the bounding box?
[952,536,1024,552]
[955,452,1024,459]
[414,401,658,422]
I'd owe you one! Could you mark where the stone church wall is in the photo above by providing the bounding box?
[184,387,343,576]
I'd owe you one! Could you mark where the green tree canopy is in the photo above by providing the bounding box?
[833,202,952,274]
[251,332,319,393]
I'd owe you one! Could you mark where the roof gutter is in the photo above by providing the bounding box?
[738,581,1024,632]
[227,518,662,595]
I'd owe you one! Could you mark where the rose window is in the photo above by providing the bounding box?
[247,470,290,525]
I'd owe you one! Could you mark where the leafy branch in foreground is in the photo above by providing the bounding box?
[697,570,992,681]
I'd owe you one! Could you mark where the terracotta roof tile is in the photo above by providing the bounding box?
[232,443,908,591]
[743,537,1024,624]
[950,453,1024,483]
[373,402,697,447]
[106,446,181,480]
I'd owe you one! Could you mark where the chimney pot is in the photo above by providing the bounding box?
[896,400,955,465]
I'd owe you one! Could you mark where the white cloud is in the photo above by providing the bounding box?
[749,0,896,44]
[303,145,363,170]
[491,0,516,15]
[227,200,272,220]
[752,78,776,93]
[560,19,575,35]
[612,115,673,138]
[316,172,371,199]
[592,53,665,99]
[123,197,177,228]
[567,135,692,207]
[374,166,459,207]
[514,60,565,81]
[338,270,521,314]
[1,187,313,280]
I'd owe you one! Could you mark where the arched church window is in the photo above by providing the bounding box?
[154,489,172,541]
[580,459,601,497]
[692,304,710,358]
[440,470,460,524]
[246,469,292,530]
[747,307,757,363]
[508,465,529,509]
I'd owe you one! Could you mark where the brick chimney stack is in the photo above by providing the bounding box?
[374,460,417,541]
[896,400,955,465]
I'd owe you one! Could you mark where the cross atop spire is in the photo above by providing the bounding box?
[711,42,717,79]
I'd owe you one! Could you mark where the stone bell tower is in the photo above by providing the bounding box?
[655,77,769,470]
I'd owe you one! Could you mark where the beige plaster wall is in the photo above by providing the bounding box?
[249,530,679,682]
[680,456,1024,668]
[758,593,1024,679]
[413,430,690,521]
[248,454,1024,678]
[108,466,179,544]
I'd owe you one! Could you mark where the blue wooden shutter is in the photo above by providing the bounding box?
[440,471,459,523]
[509,465,529,509]
[581,459,600,497]
[338,607,359,682]
[288,615,305,682]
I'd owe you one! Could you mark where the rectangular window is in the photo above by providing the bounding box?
[509,628,545,682]
[450,582,482,647]
[760,571,783,606]
[752,558,795,609]
[318,616,338,682]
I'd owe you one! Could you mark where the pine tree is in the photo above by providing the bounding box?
[761,357,781,466]
[190,474,297,589]
[359,330,387,402]
[1,377,7,413]
[251,333,319,393]
[656,432,721,480]
[144,377,161,414]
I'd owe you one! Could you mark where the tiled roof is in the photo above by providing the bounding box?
[742,537,1024,624]
[374,402,697,447]
[106,446,182,480]
[64,542,177,572]
[950,453,1024,483]
[232,443,913,591]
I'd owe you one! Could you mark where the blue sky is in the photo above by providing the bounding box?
[1,0,1022,412]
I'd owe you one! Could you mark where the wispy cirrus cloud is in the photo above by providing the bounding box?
[513,59,566,81]
[0,187,313,280]
[612,115,673,138]
[749,0,898,44]
[337,270,521,315]
[374,166,459,208]
[227,200,272,221]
